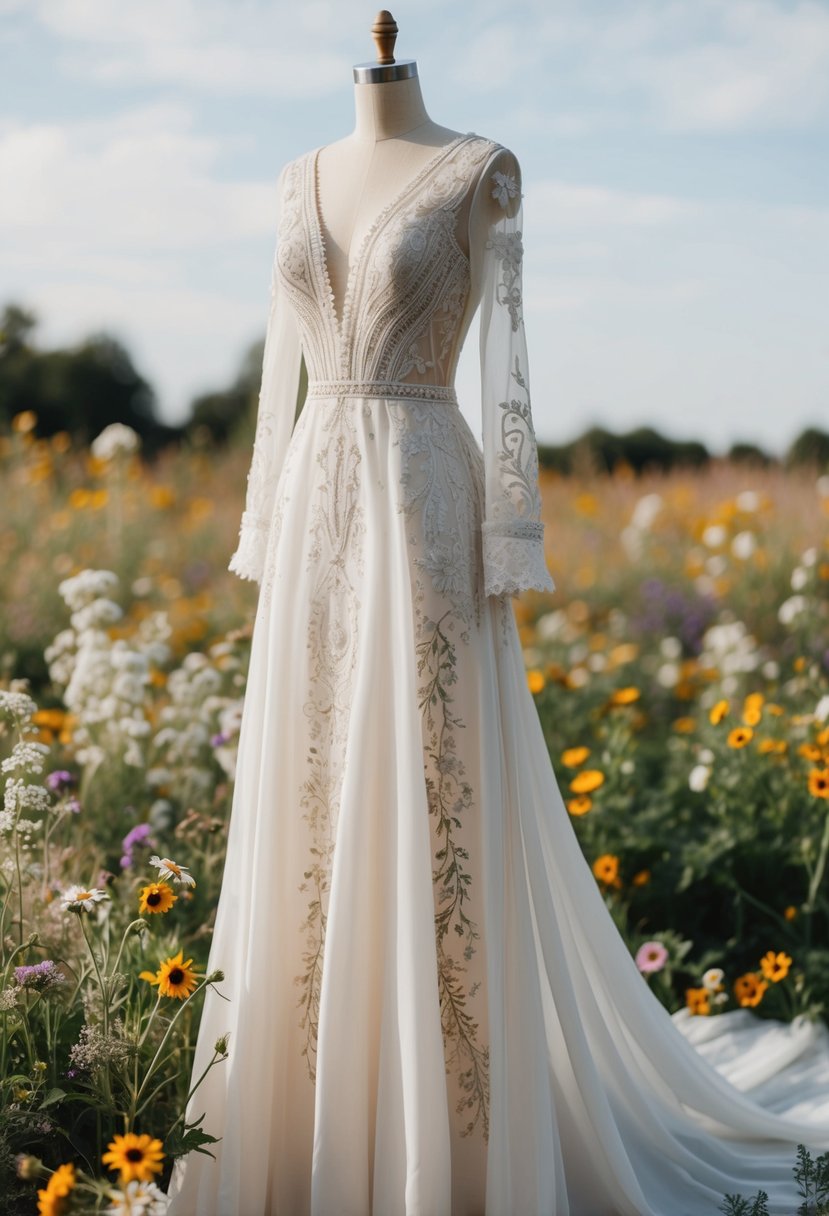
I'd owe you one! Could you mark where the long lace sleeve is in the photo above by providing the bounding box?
[473,149,555,599]
[228,163,303,584]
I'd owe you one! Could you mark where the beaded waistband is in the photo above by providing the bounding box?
[306,379,458,404]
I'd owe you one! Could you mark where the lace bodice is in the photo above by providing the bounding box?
[228,130,555,600]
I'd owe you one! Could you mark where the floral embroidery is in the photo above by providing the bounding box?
[485,231,524,332]
[491,169,520,208]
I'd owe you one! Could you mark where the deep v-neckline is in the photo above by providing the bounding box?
[309,131,475,346]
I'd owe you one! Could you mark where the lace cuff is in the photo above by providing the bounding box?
[475,150,554,600]
[228,163,303,586]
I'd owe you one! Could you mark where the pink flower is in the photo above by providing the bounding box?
[635,940,669,974]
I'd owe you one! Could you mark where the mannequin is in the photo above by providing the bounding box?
[315,9,519,331]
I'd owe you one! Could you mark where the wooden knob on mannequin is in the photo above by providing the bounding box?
[372,10,398,64]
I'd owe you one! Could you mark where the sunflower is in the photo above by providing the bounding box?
[566,795,592,816]
[37,1163,76,1216]
[148,855,196,888]
[685,987,711,1016]
[808,768,829,799]
[760,950,792,982]
[609,686,640,706]
[733,972,768,1008]
[561,746,590,768]
[592,853,619,885]
[102,1133,164,1184]
[569,769,605,795]
[138,882,177,915]
[727,727,754,749]
[709,699,729,725]
[141,949,200,1000]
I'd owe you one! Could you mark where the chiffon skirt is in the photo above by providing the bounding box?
[165,388,829,1216]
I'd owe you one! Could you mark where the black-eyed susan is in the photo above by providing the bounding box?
[561,746,590,767]
[527,669,545,695]
[709,699,729,725]
[609,686,640,706]
[138,882,177,915]
[140,949,200,1000]
[685,987,711,1016]
[727,726,754,749]
[808,768,829,799]
[148,855,196,888]
[760,950,792,982]
[569,769,605,795]
[566,795,592,816]
[733,972,768,1008]
[592,853,619,885]
[36,1162,76,1216]
[102,1133,164,1184]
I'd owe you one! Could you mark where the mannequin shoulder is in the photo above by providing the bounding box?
[470,139,523,222]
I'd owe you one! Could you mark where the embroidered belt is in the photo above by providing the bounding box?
[306,379,458,404]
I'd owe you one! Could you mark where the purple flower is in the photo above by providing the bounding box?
[14,960,65,991]
[635,940,669,974]
[211,732,229,747]
[46,770,76,793]
[120,821,154,870]
[65,797,81,814]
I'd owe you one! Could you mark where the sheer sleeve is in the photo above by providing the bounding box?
[228,163,304,585]
[473,149,555,599]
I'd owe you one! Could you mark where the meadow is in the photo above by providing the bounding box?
[1,408,828,1214]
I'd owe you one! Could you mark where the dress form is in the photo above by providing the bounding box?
[315,15,518,329]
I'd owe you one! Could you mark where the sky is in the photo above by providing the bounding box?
[1,0,828,453]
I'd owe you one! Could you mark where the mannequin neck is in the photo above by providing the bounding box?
[352,74,432,141]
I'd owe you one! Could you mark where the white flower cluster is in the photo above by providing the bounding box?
[1,740,50,776]
[0,687,38,722]
[45,570,171,770]
[621,493,663,560]
[90,422,141,462]
[698,618,763,697]
[150,645,245,796]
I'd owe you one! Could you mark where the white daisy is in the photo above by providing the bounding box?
[105,1179,168,1214]
[702,967,725,991]
[60,884,110,912]
[148,855,196,887]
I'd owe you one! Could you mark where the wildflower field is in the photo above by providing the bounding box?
[1,409,829,1214]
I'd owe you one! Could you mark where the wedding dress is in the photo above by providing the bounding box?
[165,131,829,1216]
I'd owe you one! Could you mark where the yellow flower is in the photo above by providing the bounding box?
[760,950,792,982]
[672,717,696,733]
[569,769,605,794]
[733,972,768,1007]
[609,686,640,706]
[140,949,200,1000]
[784,905,798,921]
[566,795,592,816]
[766,703,785,716]
[527,669,545,695]
[727,727,754,749]
[808,768,829,799]
[138,882,177,915]
[744,692,764,711]
[102,1132,164,1184]
[709,699,729,724]
[561,746,590,768]
[12,409,37,433]
[798,743,822,762]
[757,738,787,755]
[37,1163,76,1216]
[592,853,619,885]
[685,987,711,1016]
[632,869,650,886]
[742,704,762,727]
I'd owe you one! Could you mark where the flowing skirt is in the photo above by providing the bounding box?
[166,387,829,1216]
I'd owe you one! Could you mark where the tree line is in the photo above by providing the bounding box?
[1,303,827,473]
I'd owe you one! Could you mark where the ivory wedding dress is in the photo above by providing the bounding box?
[165,131,829,1216]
